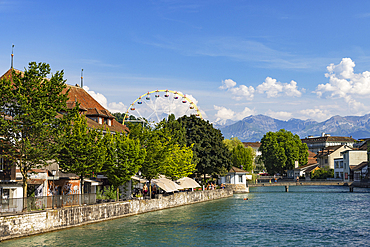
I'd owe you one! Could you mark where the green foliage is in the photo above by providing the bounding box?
[231,144,255,172]
[177,115,232,182]
[223,137,243,151]
[0,62,69,209]
[102,130,146,191]
[162,143,196,180]
[311,167,334,179]
[259,129,308,175]
[112,112,124,124]
[58,112,106,193]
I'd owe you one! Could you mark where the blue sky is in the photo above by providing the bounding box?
[1,0,370,124]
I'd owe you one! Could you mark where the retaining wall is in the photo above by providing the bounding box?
[0,189,233,241]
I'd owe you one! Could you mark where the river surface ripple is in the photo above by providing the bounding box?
[3,186,370,246]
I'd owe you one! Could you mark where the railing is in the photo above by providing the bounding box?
[0,193,96,214]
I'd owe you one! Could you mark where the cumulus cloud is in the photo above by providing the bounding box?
[83,86,127,113]
[219,79,236,89]
[266,110,292,120]
[214,105,255,124]
[316,58,370,99]
[257,77,302,98]
[219,79,255,100]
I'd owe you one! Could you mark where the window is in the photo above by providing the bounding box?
[325,159,328,164]
[226,175,230,183]
[239,175,243,183]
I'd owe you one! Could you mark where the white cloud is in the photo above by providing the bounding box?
[266,110,292,120]
[108,102,127,113]
[316,58,370,99]
[214,105,255,124]
[83,86,127,113]
[219,79,255,101]
[257,77,302,98]
[219,79,236,89]
[83,86,108,108]
[299,108,331,122]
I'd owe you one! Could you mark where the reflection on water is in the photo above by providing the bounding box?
[3,186,370,246]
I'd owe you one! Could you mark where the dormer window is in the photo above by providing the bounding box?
[98,117,103,124]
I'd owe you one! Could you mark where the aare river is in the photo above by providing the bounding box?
[3,186,370,246]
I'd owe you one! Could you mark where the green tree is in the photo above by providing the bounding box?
[0,63,69,211]
[223,137,243,151]
[177,115,232,184]
[162,143,196,180]
[58,112,106,197]
[102,130,146,200]
[231,144,255,172]
[112,112,124,124]
[127,122,169,196]
[259,129,308,175]
[311,167,334,179]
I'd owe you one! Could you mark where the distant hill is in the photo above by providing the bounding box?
[218,114,370,141]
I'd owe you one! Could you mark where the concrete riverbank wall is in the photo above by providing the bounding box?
[0,189,233,241]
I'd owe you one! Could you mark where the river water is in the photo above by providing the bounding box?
[3,186,370,246]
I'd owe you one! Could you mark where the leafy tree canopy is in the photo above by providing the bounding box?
[0,62,69,210]
[58,111,106,194]
[259,129,308,175]
[102,130,146,200]
[177,115,232,183]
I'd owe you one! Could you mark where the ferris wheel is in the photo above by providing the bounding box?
[123,89,202,124]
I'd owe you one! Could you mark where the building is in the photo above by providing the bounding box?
[315,145,352,169]
[219,167,248,193]
[301,134,356,154]
[351,162,368,182]
[341,149,367,182]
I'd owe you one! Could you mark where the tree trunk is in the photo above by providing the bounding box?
[116,187,119,201]
[149,182,152,200]
[22,177,27,212]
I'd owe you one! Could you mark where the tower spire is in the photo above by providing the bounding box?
[11,44,14,69]
[81,69,84,87]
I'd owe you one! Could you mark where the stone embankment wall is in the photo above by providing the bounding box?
[0,189,233,241]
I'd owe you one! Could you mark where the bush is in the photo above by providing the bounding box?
[311,167,334,179]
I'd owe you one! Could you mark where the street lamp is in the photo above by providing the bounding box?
[51,170,56,209]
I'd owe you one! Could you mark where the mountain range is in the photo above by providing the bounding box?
[218,114,370,142]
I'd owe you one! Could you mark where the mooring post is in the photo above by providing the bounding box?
[285,185,289,192]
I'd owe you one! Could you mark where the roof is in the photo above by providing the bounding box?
[229,166,247,173]
[242,142,261,148]
[351,161,368,171]
[315,145,350,158]
[305,164,320,173]
[63,84,128,133]
[301,136,357,144]
[307,150,317,164]
[294,163,319,171]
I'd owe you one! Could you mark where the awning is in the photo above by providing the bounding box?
[84,179,102,186]
[176,177,201,189]
[132,175,148,183]
[152,177,183,193]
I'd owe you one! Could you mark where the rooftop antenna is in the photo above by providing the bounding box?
[11,44,14,69]
[80,69,84,88]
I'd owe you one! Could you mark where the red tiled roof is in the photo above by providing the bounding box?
[301,136,357,143]
[242,142,261,148]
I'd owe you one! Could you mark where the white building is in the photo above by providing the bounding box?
[342,150,367,182]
